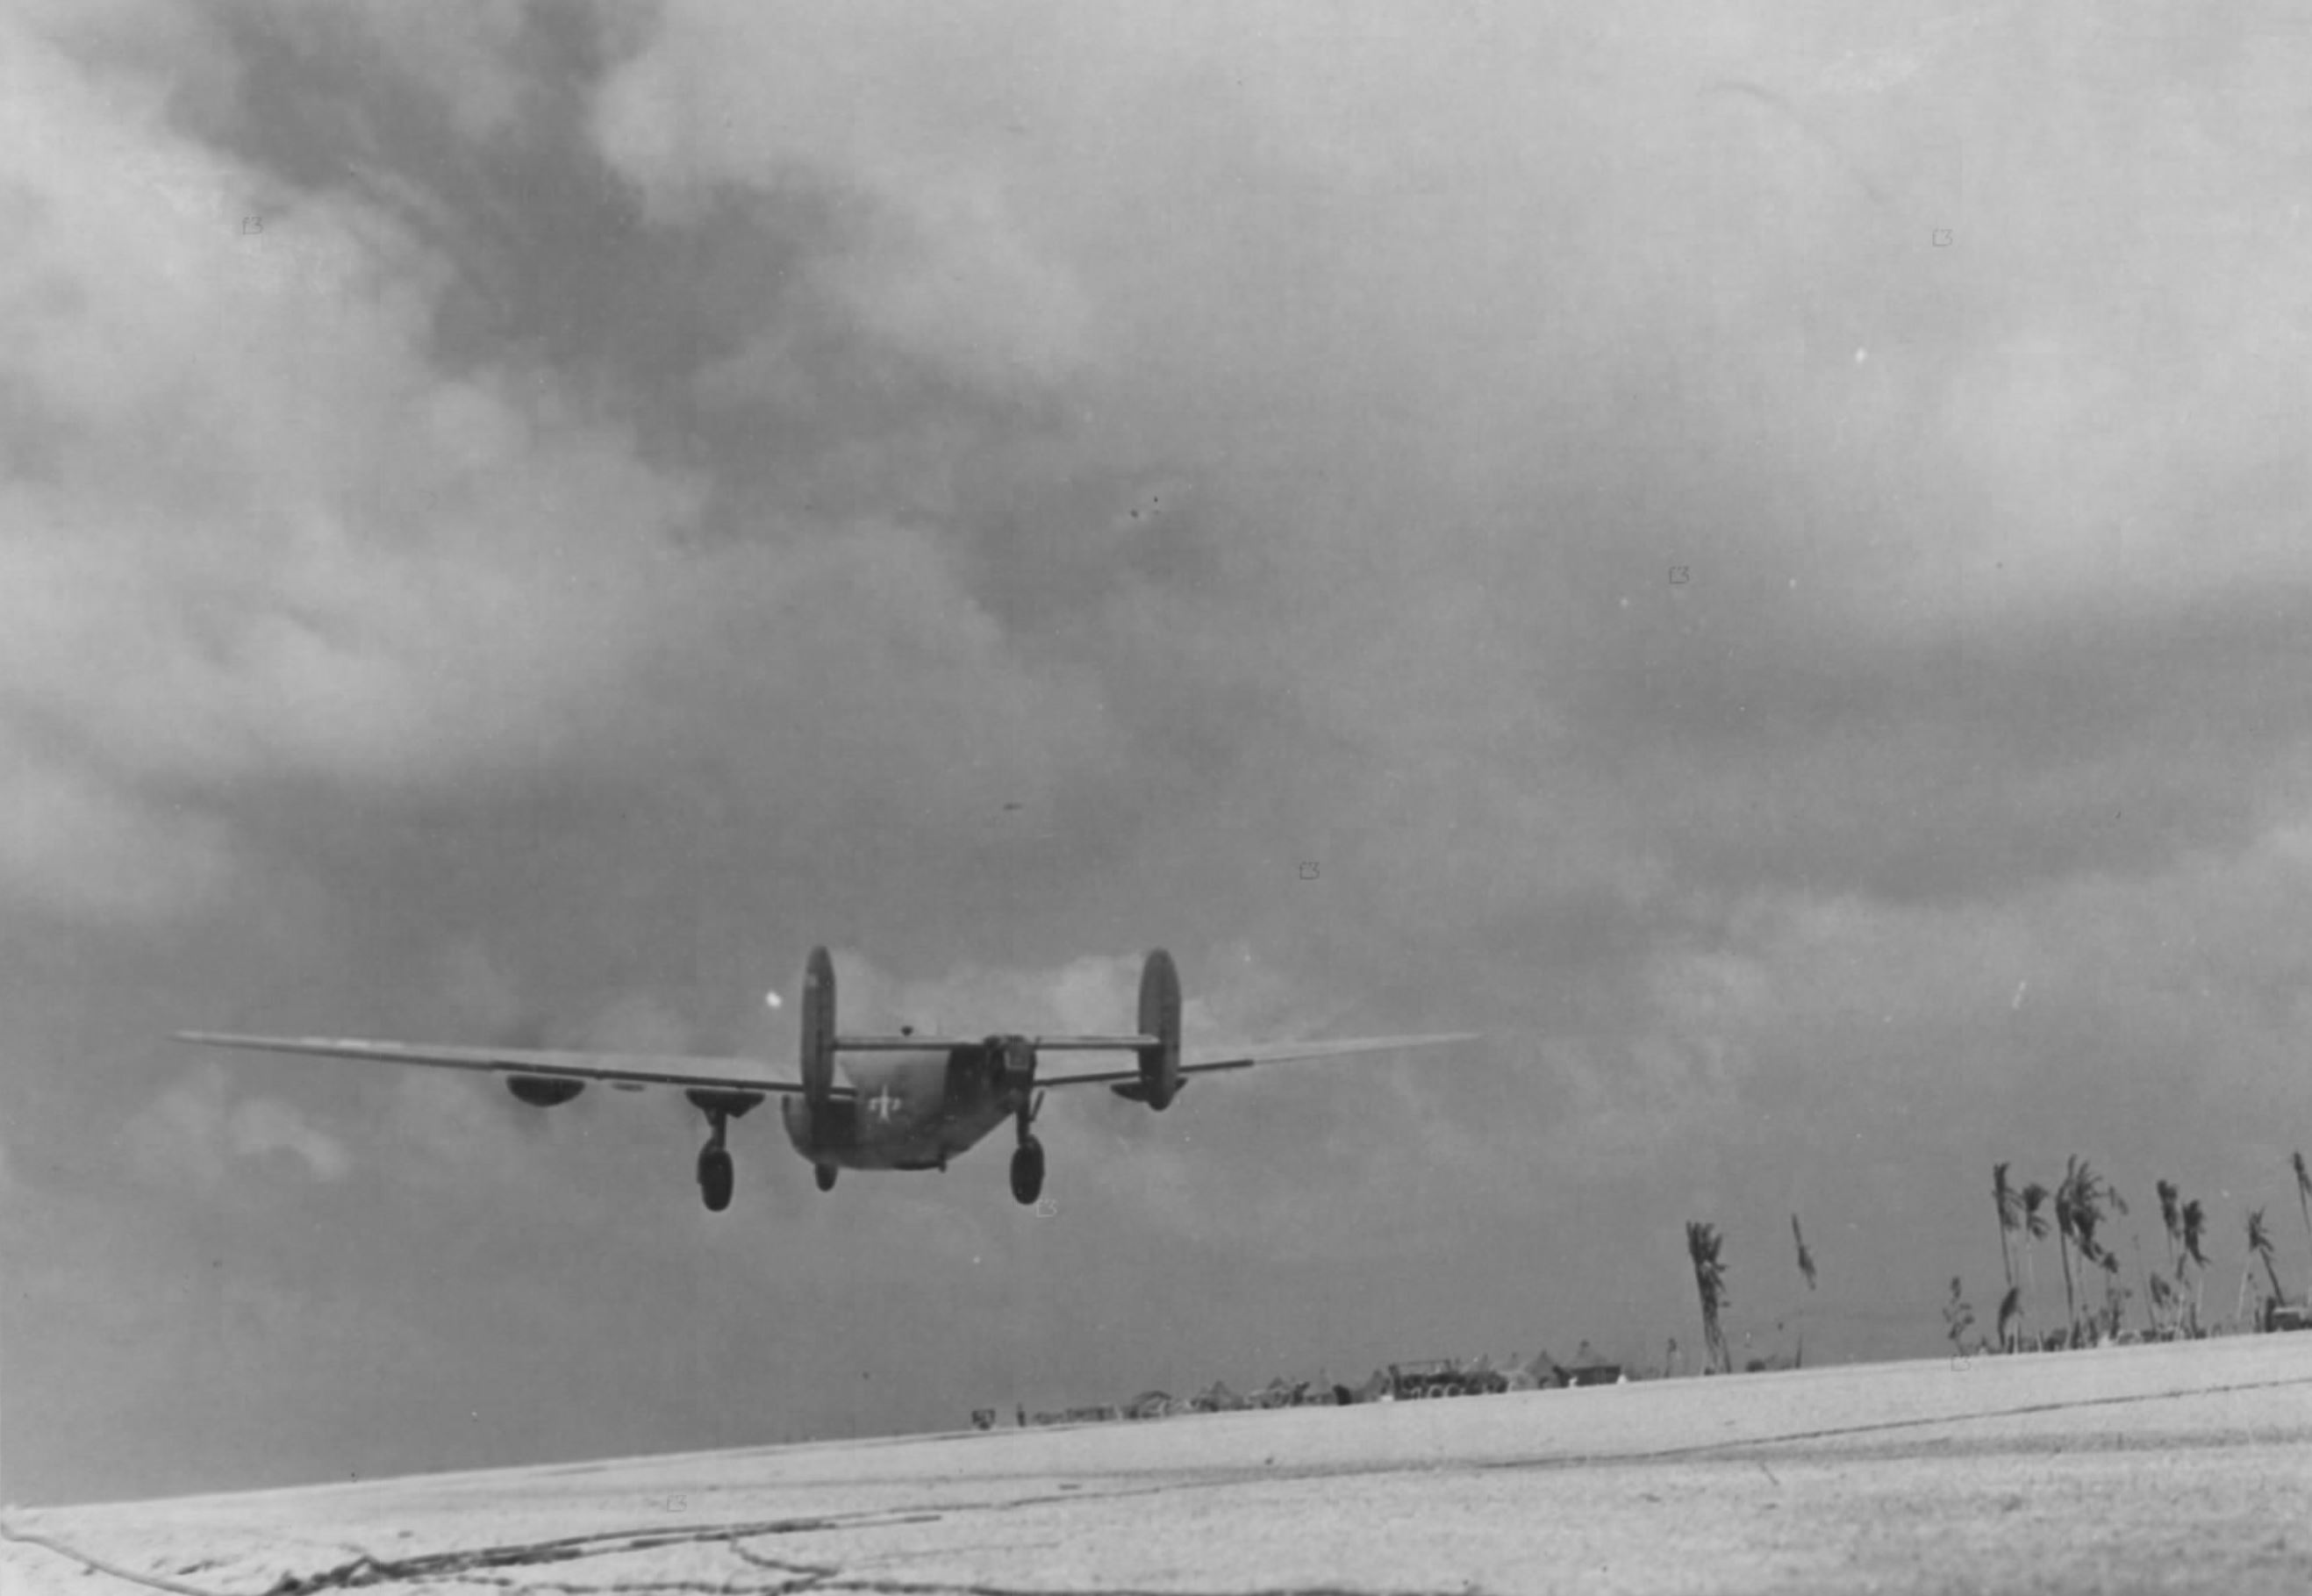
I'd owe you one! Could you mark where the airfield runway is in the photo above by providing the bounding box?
[6,1335,2309,1595]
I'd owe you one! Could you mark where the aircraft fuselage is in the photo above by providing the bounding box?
[780,1044,1025,1172]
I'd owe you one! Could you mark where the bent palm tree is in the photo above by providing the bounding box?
[2154,1179,2184,1335]
[1686,1220,1730,1375]
[2181,1198,2209,1335]
[2071,1193,2108,1277]
[2020,1181,2051,1345]
[1943,1277,1976,1354]
[2294,1152,2312,1277]
[2156,1179,2182,1277]
[2053,1161,2081,1345]
[2056,1157,2110,1347]
[2099,1252,2129,1342]
[2128,1228,2158,1335]
[2053,1184,2074,1342]
[1993,1163,2019,1296]
[2147,1271,2177,1335]
[2248,1207,2284,1317]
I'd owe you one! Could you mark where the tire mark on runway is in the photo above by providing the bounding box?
[728,1538,843,1585]
[1,1509,944,1596]
[262,1514,949,1594]
[724,1528,1471,1596]
[732,1571,1464,1596]
[2,1519,238,1596]
[1471,1369,2312,1475]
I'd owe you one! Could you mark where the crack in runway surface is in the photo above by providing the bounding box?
[262,1513,952,1594]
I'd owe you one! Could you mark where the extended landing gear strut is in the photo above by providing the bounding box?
[697,1108,735,1213]
[685,1089,761,1215]
[1009,1093,1046,1206]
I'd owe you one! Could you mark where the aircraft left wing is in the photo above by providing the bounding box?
[173,1032,837,1097]
[1034,1032,1479,1087]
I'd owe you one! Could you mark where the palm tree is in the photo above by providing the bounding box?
[1790,1213,1817,1292]
[2053,1160,2081,1345]
[2128,1228,2158,1335]
[2293,1152,2312,1277]
[2181,1198,2209,1335]
[2147,1271,2178,1336]
[2154,1179,2184,1335]
[1992,1163,2020,1296]
[2020,1181,2051,1346]
[1943,1277,1976,1355]
[1686,1220,1730,1375]
[2247,1208,2284,1320]
[2056,1157,2110,1347]
[2099,1252,2129,1342]
[2071,1190,2108,1274]
[2156,1180,2182,1276]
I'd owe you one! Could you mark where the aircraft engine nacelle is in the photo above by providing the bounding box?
[506,1075,585,1108]
[801,946,837,1105]
[982,1034,1037,1092]
[1134,948,1182,1111]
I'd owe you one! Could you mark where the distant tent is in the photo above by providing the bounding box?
[1192,1381,1246,1413]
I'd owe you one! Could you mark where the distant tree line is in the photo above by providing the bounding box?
[1679,1148,2309,1371]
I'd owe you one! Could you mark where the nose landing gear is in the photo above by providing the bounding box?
[815,1164,838,1193]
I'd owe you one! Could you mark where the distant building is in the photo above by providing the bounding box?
[1561,1363,1625,1387]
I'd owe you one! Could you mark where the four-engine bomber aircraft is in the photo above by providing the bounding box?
[179,948,1476,1210]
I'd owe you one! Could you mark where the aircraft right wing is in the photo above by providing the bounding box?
[173,1032,845,1099]
[1034,1032,1479,1087]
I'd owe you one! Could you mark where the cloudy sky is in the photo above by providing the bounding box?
[6,0,2312,1504]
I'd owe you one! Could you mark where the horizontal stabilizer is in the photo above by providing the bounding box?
[832,1033,1159,1053]
[831,1034,982,1053]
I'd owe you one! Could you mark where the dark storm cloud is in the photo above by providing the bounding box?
[5,0,2312,1502]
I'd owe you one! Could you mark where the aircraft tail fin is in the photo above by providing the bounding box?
[800,946,835,1104]
[1135,948,1182,1110]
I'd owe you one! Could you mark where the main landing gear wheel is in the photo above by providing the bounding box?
[695,1103,737,1213]
[1010,1136,1045,1206]
[815,1164,837,1193]
[697,1148,735,1213]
